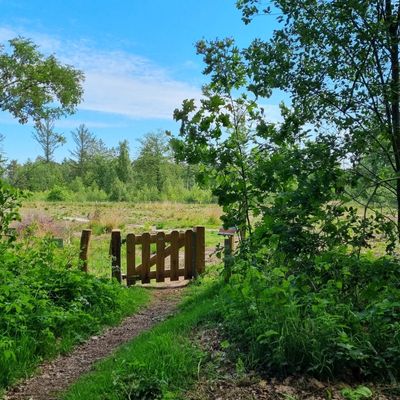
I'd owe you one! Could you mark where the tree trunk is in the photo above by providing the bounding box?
[387,0,400,238]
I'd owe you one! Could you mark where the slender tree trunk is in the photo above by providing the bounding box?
[387,0,400,238]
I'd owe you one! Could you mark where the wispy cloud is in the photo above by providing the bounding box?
[0,26,201,120]
[0,27,283,125]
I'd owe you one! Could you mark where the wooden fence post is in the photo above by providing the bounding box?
[111,229,122,283]
[194,226,205,275]
[126,233,136,286]
[224,236,234,282]
[79,229,92,273]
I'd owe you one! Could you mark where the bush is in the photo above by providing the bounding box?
[0,238,148,390]
[47,186,69,201]
[220,251,400,381]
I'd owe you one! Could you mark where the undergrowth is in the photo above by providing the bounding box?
[0,238,150,392]
[219,250,400,382]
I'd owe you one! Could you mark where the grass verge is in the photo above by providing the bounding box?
[62,279,221,400]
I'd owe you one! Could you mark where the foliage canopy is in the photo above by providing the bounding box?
[0,37,84,124]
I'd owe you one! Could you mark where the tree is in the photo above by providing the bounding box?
[134,132,169,194]
[173,19,395,254]
[116,140,132,183]
[173,38,261,237]
[70,124,98,177]
[237,0,400,238]
[0,37,83,124]
[0,36,82,245]
[32,119,66,162]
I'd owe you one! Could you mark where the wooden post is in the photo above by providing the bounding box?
[170,230,179,281]
[194,226,205,275]
[111,230,122,283]
[184,229,193,279]
[141,233,151,284]
[191,230,197,278]
[79,229,92,273]
[156,231,165,282]
[224,236,233,282]
[126,233,136,286]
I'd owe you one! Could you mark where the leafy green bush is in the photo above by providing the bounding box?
[47,185,70,201]
[0,239,149,390]
[220,251,400,381]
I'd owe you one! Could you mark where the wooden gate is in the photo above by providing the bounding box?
[110,227,205,285]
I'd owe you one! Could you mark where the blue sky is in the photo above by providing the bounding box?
[0,0,282,162]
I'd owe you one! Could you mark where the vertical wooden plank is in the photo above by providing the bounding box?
[224,236,233,283]
[79,229,92,272]
[126,233,136,286]
[230,235,235,253]
[156,231,165,282]
[141,232,151,284]
[184,229,193,279]
[111,229,122,283]
[195,226,205,274]
[170,230,179,281]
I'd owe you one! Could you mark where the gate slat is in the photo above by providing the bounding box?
[141,233,151,283]
[126,233,136,286]
[156,231,165,282]
[170,230,179,281]
[184,229,193,279]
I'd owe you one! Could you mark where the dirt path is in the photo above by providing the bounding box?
[4,287,184,400]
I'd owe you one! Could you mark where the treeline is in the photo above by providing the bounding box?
[1,125,213,203]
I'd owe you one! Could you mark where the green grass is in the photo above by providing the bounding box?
[62,279,221,400]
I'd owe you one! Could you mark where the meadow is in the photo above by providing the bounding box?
[0,200,223,395]
[17,201,224,278]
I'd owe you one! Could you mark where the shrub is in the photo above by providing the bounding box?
[0,238,148,390]
[220,251,400,381]
[47,186,69,201]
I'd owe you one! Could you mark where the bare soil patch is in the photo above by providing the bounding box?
[4,287,184,400]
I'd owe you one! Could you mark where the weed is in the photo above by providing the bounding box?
[341,386,373,400]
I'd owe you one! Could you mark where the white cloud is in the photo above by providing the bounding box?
[80,71,198,119]
[0,26,202,120]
